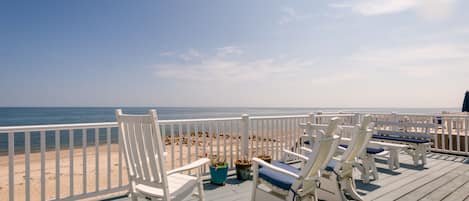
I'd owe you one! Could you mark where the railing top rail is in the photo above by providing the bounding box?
[370,112,469,118]
[250,114,309,120]
[315,114,357,117]
[299,123,356,129]
[158,117,242,124]
[0,122,117,133]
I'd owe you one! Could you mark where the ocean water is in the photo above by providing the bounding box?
[0,107,459,126]
[0,107,458,154]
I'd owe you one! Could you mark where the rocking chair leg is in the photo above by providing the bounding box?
[197,180,205,201]
[250,174,258,201]
[197,170,205,201]
[129,192,138,201]
[343,178,362,201]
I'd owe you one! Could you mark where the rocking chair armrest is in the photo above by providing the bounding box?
[252,157,300,179]
[337,146,347,153]
[167,158,210,175]
[282,149,309,161]
[301,146,313,154]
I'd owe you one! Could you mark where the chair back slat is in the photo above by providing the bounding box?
[116,109,167,187]
[341,115,373,164]
[120,121,136,178]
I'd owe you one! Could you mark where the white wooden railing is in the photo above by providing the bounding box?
[0,112,468,201]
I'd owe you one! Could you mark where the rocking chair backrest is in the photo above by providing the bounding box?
[116,109,169,191]
[292,118,341,190]
[340,115,373,165]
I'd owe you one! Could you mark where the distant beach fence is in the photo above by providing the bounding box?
[0,112,467,201]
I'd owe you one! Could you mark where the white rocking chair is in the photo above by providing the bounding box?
[314,115,374,201]
[251,118,341,201]
[116,109,210,201]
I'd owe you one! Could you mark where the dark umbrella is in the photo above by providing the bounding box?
[463,91,469,112]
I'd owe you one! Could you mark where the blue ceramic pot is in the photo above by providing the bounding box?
[209,164,228,185]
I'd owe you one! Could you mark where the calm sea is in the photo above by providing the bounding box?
[0,107,458,154]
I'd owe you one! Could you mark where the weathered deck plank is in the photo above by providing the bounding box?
[421,168,469,201]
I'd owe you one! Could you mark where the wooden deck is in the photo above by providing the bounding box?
[109,153,469,201]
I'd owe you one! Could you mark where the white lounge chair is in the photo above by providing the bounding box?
[312,115,374,201]
[250,118,341,201]
[116,109,210,201]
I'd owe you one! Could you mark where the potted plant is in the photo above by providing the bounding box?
[208,155,228,185]
[257,152,272,163]
[235,156,252,180]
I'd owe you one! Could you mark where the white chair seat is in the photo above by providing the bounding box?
[136,173,197,199]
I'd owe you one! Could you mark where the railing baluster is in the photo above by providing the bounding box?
[456,120,461,152]
[269,120,273,157]
[464,117,469,154]
[441,118,446,151]
[170,124,175,169]
[186,123,191,174]
[40,131,45,201]
[202,123,207,174]
[236,121,239,161]
[118,127,123,187]
[95,128,99,192]
[216,122,220,158]
[69,129,74,196]
[229,121,233,167]
[25,131,30,201]
[260,120,264,155]
[448,119,453,152]
[8,132,14,201]
[55,129,60,200]
[178,123,183,167]
[255,120,259,157]
[209,122,213,158]
[106,128,111,189]
[194,124,199,163]
[222,121,226,164]
[83,129,87,194]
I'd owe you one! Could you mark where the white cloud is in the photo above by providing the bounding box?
[332,0,457,21]
[348,43,469,77]
[156,47,314,82]
[311,73,364,84]
[216,46,243,57]
[179,48,202,61]
[352,0,419,15]
[159,51,175,57]
[157,58,314,82]
[278,7,312,25]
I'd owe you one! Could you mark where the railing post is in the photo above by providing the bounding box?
[308,113,315,124]
[315,111,323,124]
[241,114,250,158]
[354,113,361,125]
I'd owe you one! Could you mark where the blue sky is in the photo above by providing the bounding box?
[1,0,468,107]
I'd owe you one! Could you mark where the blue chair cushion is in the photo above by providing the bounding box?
[372,135,430,143]
[325,159,337,172]
[339,144,385,154]
[258,161,300,190]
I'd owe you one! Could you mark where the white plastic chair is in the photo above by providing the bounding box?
[116,109,209,201]
[250,118,341,201]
